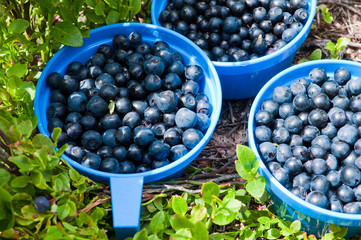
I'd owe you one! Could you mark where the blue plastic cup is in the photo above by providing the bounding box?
[151,0,317,99]
[34,23,222,239]
[248,60,361,238]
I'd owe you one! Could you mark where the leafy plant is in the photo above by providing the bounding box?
[124,145,347,239]
[318,4,334,24]
[298,49,322,63]
[325,37,350,59]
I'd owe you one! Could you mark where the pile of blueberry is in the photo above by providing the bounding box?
[158,0,308,61]
[46,32,213,174]
[254,67,361,214]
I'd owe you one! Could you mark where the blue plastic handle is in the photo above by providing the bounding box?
[110,176,144,239]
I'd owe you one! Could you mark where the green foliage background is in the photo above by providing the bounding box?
[0,1,352,239]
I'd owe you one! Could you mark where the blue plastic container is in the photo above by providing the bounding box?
[34,23,222,239]
[151,0,317,99]
[248,60,361,238]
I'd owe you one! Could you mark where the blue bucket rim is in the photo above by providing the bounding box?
[151,0,317,67]
[248,59,361,223]
[34,22,222,181]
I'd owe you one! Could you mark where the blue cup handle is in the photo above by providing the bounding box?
[110,176,144,239]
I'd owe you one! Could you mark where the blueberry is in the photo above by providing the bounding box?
[305,191,329,209]
[261,99,279,117]
[337,124,358,145]
[47,72,62,89]
[293,8,308,23]
[255,110,274,126]
[89,53,106,67]
[276,144,292,163]
[312,93,330,110]
[34,196,50,213]
[290,82,306,96]
[284,157,302,176]
[87,96,108,117]
[332,95,349,110]
[169,144,188,161]
[331,141,350,159]
[343,151,359,166]
[152,158,171,169]
[350,95,361,112]
[119,160,136,173]
[308,109,328,129]
[282,28,298,43]
[343,202,361,214]
[355,184,361,201]
[279,103,295,119]
[309,145,326,159]
[322,80,339,99]
[328,107,347,127]
[301,125,320,143]
[311,158,327,175]
[321,123,338,139]
[292,145,308,162]
[310,175,330,195]
[293,172,311,191]
[127,144,143,163]
[148,140,170,160]
[336,184,355,203]
[272,127,290,144]
[78,115,97,131]
[102,129,117,148]
[47,102,67,120]
[273,86,292,104]
[307,83,322,99]
[291,186,307,200]
[96,146,113,160]
[122,111,141,130]
[334,67,351,85]
[259,142,277,162]
[268,7,283,23]
[181,5,197,23]
[48,118,64,133]
[289,134,303,148]
[155,90,178,113]
[114,97,132,116]
[133,126,155,146]
[99,84,118,102]
[99,158,120,173]
[268,161,282,174]
[340,165,360,187]
[65,123,83,139]
[327,170,341,188]
[167,61,184,76]
[95,73,115,89]
[184,65,204,82]
[273,167,289,186]
[222,16,240,34]
[81,152,101,170]
[50,89,67,104]
[255,125,272,142]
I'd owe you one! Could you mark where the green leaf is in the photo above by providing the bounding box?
[224,198,242,212]
[133,228,149,240]
[290,220,301,233]
[202,182,220,203]
[172,228,192,239]
[51,21,83,47]
[52,127,62,146]
[8,19,30,34]
[90,207,105,222]
[85,0,97,7]
[10,176,31,188]
[309,49,322,61]
[34,0,53,15]
[9,155,34,172]
[130,0,142,15]
[31,170,49,190]
[336,37,350,50]
[0,169,10,187]
[62,222,77,234]
[106,11,120,25]
[213,208,236,226]
[32,134,54,154]
[192,205,207,222]
[18,120,33,139]
[264,228,281,239]
[235,145,258,181]
[172,196,188,215]
[104,0,117,9]
[149,211,167,234]
[171,216,195,231]
[209,233,224,240]
[94,2,106,16]
[10,193,32,215]
[108,100,115,114]
[191,221,209,240]
[325,42,336,51]
[245,177,267,202]
[6,64,27,78]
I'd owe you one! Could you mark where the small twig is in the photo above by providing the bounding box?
[0,129,10,145]
[27,66,43,71]
[227,101,235,123]
[318,0,361,17]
